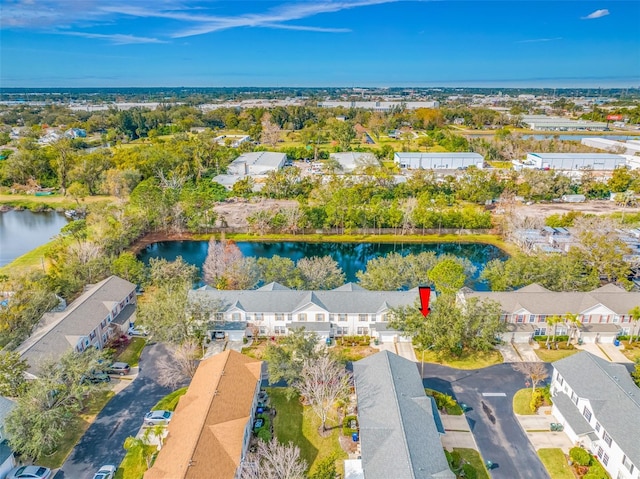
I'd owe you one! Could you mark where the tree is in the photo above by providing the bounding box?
[111,252,146,286]
[294,354,351,433]
[329,121,356,151]
[514,362,549,397]
[546,315,563,345]
[632,359,640,387]
[240,438,307,479]
[628,306,640,344]
[0,351,28,397]
[564,313,581,347]
[123,436,155,469]
[256,256,301,289]
[309,455,337,479]
[157,341,199,389]
[66,181,89,205]
[297,256,345,290]
[260,113,282,147]
[264,329,320,390]
[427,258,466,295]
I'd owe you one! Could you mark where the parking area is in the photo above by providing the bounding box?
[440,415,477,450]
[514,407,573,452]
[576,343,633,363]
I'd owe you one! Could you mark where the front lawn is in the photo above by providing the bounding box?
[538,448,574,479]
[621,342,640,362]
[513,388,538,415]
[452,448,490,479]
[115,444,157,479]
[152,387,188,412]
[267,387,347,476]
[115,337,146,367]
[38,389,115,468]
[416,349,503,369]
[535,348,578,363]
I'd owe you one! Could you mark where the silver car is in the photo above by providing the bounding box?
[144,409,173,426]
[6,466,52,479]
[92,465,116,479]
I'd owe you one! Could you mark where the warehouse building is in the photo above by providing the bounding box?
[318,100,439,110]
[521,153,626,171]
[521,115,609,131]
[581,137,640,156]
[394,152,484,170]
[213,151,286,190]
[329,152,379,173]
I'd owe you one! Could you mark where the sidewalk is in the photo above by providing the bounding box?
[514,407,572,452]
[496,343,521,362]
[440,414,477,450]
[514,342,542,362]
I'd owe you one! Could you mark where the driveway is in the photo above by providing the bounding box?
[54,343,173,478]
[423,363,552,479]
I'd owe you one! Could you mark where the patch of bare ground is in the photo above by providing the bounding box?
[214,198,298,228]
[514,200,631,221]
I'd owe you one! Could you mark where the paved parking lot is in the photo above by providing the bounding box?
[514,407,573,452]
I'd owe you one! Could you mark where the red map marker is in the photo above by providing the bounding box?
[418,286,431,317]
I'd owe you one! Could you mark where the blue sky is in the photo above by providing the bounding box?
[1,0,639,88]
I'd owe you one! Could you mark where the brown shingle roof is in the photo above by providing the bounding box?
[145,350,262,479]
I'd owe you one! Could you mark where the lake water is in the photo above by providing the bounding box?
[467,133,639,141]
[0,210,69,266]
[138,240,508,290]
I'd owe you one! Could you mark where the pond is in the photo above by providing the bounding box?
[466,133,639,141]
[138,240,508,290]
[0,210,69,267]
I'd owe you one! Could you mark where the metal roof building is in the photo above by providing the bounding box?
[394,152,484,170]
[227,151,286,176]
[525,152,626,171]
[353,351,455,479]
[521,115,608,131]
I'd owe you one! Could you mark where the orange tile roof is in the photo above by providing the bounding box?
[145,350,262,479]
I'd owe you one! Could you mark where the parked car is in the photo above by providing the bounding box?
[106,362,131,376]
[81,371,111,384]
[144,410,173,426]
[92,465,116,479]
[212,331,225,340]
[127,325,148,337]
[6,466,52,479]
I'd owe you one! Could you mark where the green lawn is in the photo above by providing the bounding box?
[115,444,157,479]
[116,337,147,367]
[513,388,537,415]
[38,390,115,468]
[621,342,640,362]
[267,387,347,476]
[534,348,578,363]
[454,448,490,479]
[538,448,574,479]
[426,389,463,415]
[416,349,503,370]
[152,387,188,412]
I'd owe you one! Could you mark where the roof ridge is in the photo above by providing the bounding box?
[383,352,416,479]
[586,352,640,407]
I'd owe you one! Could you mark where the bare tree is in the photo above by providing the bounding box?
[294,354,351,433]
[514,362,549,397]
[203,236,243,288]
[239,439,307,479]
[260,113,282,147]
[157,341,200,389]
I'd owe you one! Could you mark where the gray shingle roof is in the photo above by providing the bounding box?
[17,276,136,374]
[553,352,640,466]
[354,351,455,479]
[552,392,594,436]
[463,283,640,315]
[188,288,417,315]
[0,397,16,425]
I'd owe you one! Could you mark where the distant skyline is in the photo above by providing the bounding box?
[1,0,639,88]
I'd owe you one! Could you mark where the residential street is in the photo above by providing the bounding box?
[423,363,553,479]
[54,343,173,479]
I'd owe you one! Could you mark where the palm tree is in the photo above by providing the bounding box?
[628,306,640,345]
[546,315,563,346]
[564,313,581,347]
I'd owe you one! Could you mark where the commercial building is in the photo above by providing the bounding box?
[213,151,286,190]
[459,283,640,344]
[521,115,609,131]
[581,137,640,156]
[520,152,626,171]
[329,152,379,173]
[551,352,640,479]
[145,350,262,479]
[318,101,439,111]
[394,152,484,170]
[17,276,137,375]
[188,283,418,342]
[351,351,455,479]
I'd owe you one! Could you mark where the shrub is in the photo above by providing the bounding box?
[462,464,477,479]
[569,447,592,466]
[584,462,609,479]
[530,389,544,412]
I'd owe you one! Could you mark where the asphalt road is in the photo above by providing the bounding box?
[423,362,553,479]
[54,343,172,479]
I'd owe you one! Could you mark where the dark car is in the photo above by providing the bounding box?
[81,371,111,384]
[106,362,131,376]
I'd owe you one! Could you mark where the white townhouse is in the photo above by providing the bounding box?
[551,352,640,479]
[17,275,137,375]
[459,283,640,344]
[188,282,418,342]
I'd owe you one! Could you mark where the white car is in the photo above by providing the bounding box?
[92,465,116,479]
[6,466,52,479]
[127,325,148,337]
[144,409,173,426]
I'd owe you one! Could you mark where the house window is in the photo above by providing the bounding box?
[329,314,335,322]
[112,307,118,317]
[106,315,112,323]
[582,315,591,323]
[583,407,592,422]
[602,431,612,447]
[597,447,603,459]
[298,313,307,322]
[602,453,608,466]
[214,313,224,321]
[274,326,286,335]
[316,313,325,322]
[622,455,634,473]
[287,314,293,321]
[528,315,536,323]
[120,300,125,309]
[595,422,601,432]
[255,313,264,321]
[382,313,388,322]
[89,331,96,340]
[571,392,578,405]
[370,315,376,323]
[613,315,620,323]
[100,319,107,329]
[338,314,348,322]
[357,327,369,335]
[516,315,524,323]
[259,327,267,335]
[558,375,564,386]
[275,313,284,321]
[534,328,546,336]
[539,315,547,323]
[336,327,348,336]
[358,314,368,322]
[232,313,241,321]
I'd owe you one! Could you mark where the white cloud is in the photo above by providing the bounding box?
[516,37,563,44]
[60,32,167,45]
[581,9,610,20]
